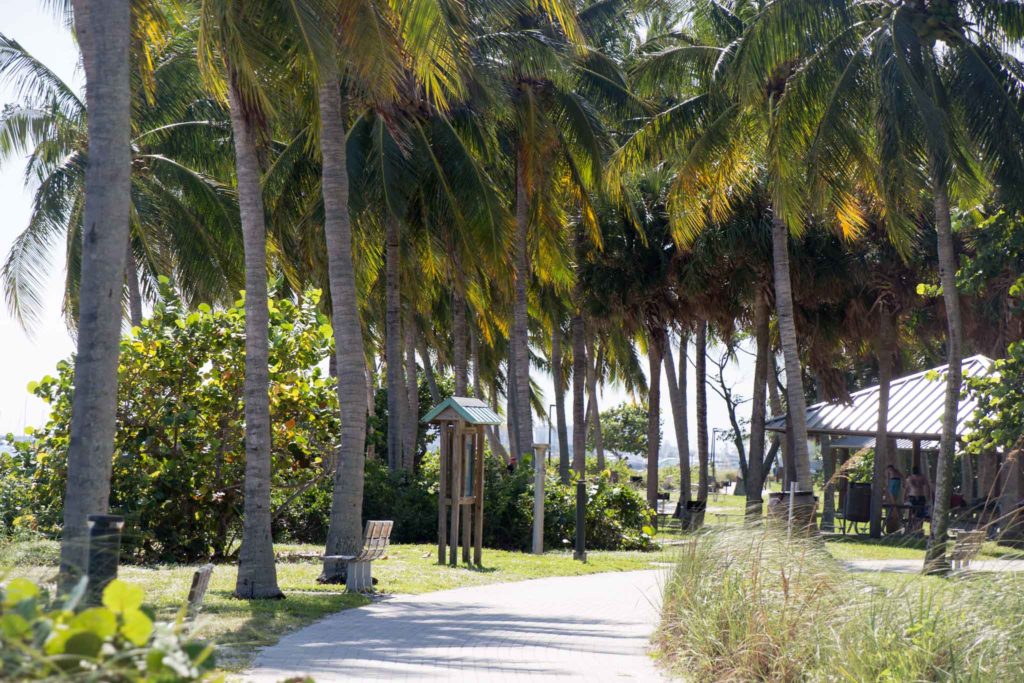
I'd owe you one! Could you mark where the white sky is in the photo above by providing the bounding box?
[0,1,751,458]
[0,2,79,432]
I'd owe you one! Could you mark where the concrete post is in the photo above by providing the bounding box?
[532,444,549,555]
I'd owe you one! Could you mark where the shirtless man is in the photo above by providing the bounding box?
[906,466,931,533]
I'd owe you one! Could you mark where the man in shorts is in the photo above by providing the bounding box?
[906,466,931,533]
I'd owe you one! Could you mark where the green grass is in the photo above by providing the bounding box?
[0,538,673,671]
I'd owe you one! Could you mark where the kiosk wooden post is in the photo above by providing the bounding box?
[423,397,501,567]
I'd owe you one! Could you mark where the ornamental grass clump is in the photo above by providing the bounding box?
[656,526,845,681]
[655,527,1024,682]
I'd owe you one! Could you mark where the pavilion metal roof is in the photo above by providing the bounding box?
[765,354,993,441]
[421,396,502,425]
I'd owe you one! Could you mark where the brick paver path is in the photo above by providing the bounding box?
[246,569,667,682]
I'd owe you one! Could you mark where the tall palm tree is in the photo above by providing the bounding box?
[663,331,690,502]
[480,0,608,461]
[52,0,133,590]
[1,27,242,332]
[614,0,818,492]
[198,0,287,599]
[745,0,1024,568]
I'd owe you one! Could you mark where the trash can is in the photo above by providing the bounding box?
[679,500,707,531]
[86,514,125,605]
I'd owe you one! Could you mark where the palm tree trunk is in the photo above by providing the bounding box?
[487,383,510,463]
[924,176,963,573]
[664,333,690,503]
[512,157,533,460]
[126,241,142,328]
[403,309,419,471]
[452,288,468,395]
[365,363,376,462]
[767,354,784,482]
[585,342,605,471]
[747,290,770,517]
[385,214,403,471]
[647,331,663,512]
[571,310,587,479]
[870,307,895,538]
[317,67,368,582]
[552,327,571,482]
[419,340,441,405]
[470,319,480,398]
[507,352,519,460]
[696,321,709,501]
[227,78,281,599]
[771,215,812,491]
[58,0,132,592]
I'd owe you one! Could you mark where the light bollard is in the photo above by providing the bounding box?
[86,514,125,605]
[532,444,549,555]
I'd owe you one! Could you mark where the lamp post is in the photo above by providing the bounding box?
[547,404,556,465]
[711,428,728,492]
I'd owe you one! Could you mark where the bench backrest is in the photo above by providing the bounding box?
[950,530,985,560]
[187,563,214,619]
[356,520,393,562]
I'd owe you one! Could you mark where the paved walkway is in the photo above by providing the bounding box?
[246,570,667,682]
[845,559,1024,573]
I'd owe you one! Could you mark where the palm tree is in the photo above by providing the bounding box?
[663,331,690,503]
[614,0,818,493]
[745,0,1024,568]
[52,0,133,590]
[1,28,242,331]
[198,0,287,599]
[480,0,608,462]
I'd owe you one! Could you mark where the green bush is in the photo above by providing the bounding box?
[8,284,339,563]
[0,577,216,681]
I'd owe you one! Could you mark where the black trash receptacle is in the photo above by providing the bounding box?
[679,500,707,530]
[86,514,125,605]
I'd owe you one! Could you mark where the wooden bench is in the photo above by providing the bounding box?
[324,520,393,593]
[949,530,985,570]
[186,564,214,620]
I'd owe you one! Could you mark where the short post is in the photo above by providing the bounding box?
[787,481,796,541]
[532,444,549,555]
[86,514,125,605]
[574,479,587,562]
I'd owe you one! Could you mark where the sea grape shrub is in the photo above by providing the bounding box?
[966,341,1024,455]
[14,282,339,562]
[0,578,216,681]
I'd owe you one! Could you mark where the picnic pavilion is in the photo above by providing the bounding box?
[765,355,1022,536]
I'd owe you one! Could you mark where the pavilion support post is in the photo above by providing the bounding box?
[960,443,974,501]
[449,424,463,566]
[999,447,1023,545]
[978,451,999,504]
[820,435,835,532]
[438,423,449,564]
[912,440,922,474]
[474,425,485,566]
[837,448,849,514]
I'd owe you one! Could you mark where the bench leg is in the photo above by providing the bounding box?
[345,561,373,593]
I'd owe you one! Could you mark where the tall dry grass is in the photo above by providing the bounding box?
[655,526,1024,681]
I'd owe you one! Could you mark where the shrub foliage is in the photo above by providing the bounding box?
[0,577,215,681]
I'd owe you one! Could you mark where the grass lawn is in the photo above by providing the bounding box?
[0,538,675,672]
